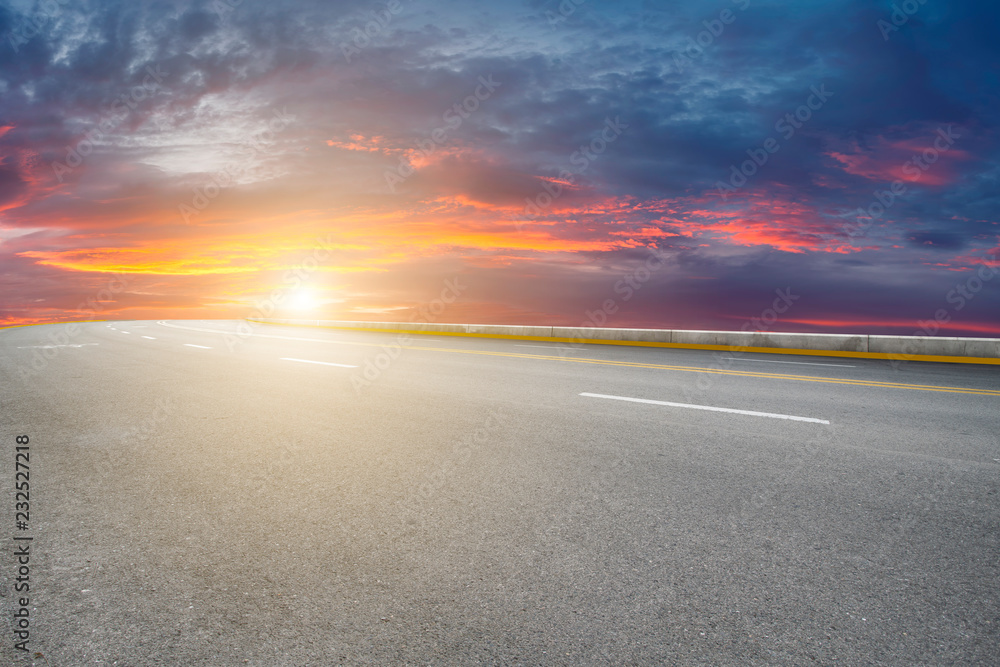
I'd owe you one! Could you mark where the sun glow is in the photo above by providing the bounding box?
[287,289,320,311]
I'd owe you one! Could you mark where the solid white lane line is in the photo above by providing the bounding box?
[184,344,212,349]
[580,392,830,424]
[142,336,156,340]
[121,331,131,334]
[280,357,357,368]
[721,357,855,368]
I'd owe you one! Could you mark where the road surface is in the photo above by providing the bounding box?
[1,319,998,665]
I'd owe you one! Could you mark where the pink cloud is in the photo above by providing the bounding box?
[824,126,972,187]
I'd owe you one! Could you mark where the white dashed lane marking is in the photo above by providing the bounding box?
[280,357,357,368]
[580,392,830,424]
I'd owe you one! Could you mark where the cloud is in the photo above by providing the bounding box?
[0,0,997,334]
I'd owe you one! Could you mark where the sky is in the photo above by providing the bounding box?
[0,0,998,335]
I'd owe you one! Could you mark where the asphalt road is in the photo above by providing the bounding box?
[1,319,998,665]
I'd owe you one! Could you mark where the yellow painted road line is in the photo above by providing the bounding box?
[167,321,1000,397]
[246,320,1000,366]
[393,344,1000,396]
[0,320,107,331]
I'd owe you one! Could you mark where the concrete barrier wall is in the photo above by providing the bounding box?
[247,318,1000,362]
[868,335,1000,358]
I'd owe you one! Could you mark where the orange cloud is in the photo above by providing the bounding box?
[668,193,856,254]
[18,247,263,275]
[325,134,394,154]
[16,231,379,276]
